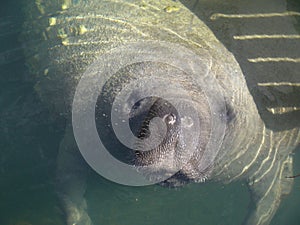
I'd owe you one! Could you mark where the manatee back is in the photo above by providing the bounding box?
[21,0,252,117]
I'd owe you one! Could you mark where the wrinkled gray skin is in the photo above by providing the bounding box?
[22,0,299,225]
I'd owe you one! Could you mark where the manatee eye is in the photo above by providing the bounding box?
[225,102,236,123]
[164,113,177,125]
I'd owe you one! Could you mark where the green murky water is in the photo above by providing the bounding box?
[0,1,299,225]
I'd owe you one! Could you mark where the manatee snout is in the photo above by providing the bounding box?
[133,98,181,167]
[130,96,212,186]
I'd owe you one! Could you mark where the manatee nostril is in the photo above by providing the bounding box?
[181,116,194,128]
[163,113,177,125]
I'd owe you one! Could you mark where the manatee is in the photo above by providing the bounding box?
[21,0,299,225]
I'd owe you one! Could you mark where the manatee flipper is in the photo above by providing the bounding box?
[56,123,93,225]
[245,153,294,225]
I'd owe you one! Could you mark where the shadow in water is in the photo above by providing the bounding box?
[180,0,300,131]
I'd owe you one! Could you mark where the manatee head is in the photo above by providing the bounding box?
[95,63,222,186]
[74,41,234,186]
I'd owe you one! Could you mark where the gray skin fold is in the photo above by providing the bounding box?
[22,0,300,225]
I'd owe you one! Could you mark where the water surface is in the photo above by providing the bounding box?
[0,1,299,225]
